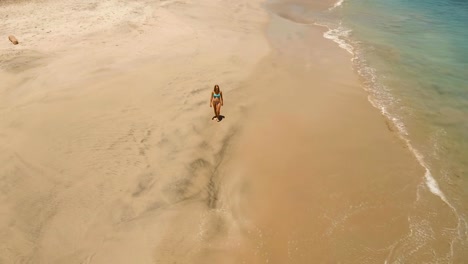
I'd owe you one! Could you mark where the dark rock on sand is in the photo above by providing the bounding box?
[8,35,19,45]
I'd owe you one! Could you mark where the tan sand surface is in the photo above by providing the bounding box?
[0,0,444,263]
[1,0,270,263]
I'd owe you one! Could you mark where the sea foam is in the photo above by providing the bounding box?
[329,0,345,11]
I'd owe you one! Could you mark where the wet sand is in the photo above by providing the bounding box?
[225,15,425,263]
[223,1,458,263]
[0,0,440,263]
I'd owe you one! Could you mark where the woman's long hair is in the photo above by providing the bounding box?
[214,84,220,93]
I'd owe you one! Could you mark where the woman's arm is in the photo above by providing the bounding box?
[220,92,224,106]
[210,92,213,107]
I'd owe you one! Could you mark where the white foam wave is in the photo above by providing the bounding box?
[425,171,445,200]
[408,144,449,203]
[318,24,354,55]
[329,0,345,11]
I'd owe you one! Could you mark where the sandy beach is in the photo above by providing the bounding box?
[0,0,445,263]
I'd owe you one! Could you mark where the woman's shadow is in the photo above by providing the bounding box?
[212,115,225,122]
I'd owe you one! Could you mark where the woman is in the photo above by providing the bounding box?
[209,84,223,121]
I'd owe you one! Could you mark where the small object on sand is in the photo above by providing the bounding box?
[8,35,19,45]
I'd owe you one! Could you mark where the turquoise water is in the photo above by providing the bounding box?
[321,0,468,260]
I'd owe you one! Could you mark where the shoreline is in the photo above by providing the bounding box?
[309,2,467,260]
[312,10,454,209]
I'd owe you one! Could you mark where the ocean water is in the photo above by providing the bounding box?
[320,0,468,260]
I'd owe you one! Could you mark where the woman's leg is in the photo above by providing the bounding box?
[212,101,218,119]
[216,103,221,120]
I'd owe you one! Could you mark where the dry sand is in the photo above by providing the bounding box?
[0,0,430,263]
[1,0,269,263]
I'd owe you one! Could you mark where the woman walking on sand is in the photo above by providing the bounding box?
[210,84,224,121]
